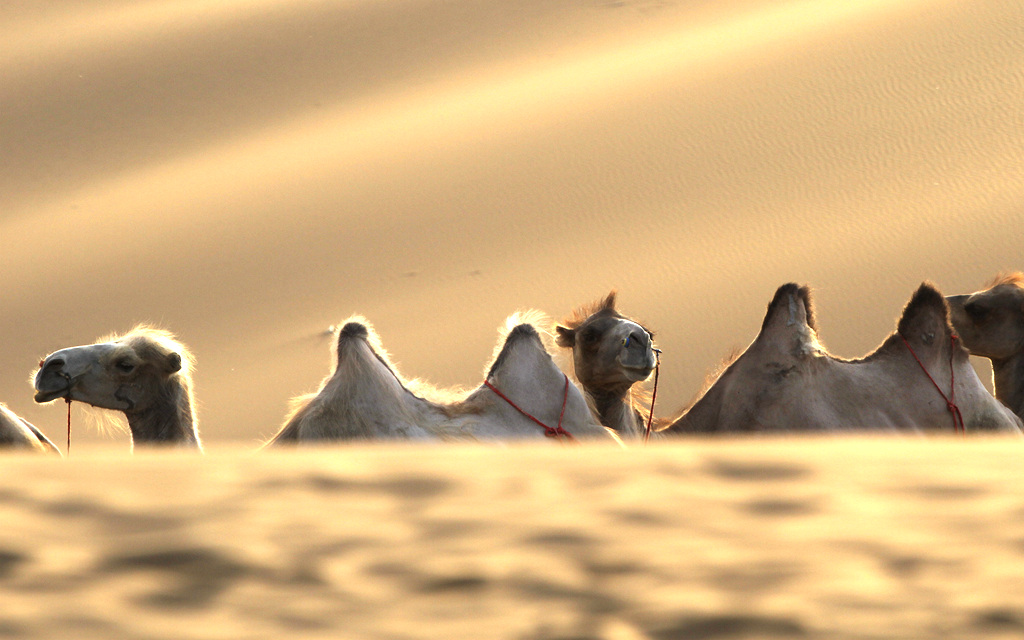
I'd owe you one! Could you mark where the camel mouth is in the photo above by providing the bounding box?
[34,387,69,403]
[34,364,75,403]
[619,361,655,381]
[618,347,656,380]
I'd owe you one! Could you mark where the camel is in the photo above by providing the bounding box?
[946,272,1024,421]
[0,403,61,453]
[268,314,617,444]
[33,326,202,449]
[661,282,1023,434]
[555,292,658,438]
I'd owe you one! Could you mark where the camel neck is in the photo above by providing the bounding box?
[991,353,1024,420]
[125,386,199,447]
[589,389,642,437]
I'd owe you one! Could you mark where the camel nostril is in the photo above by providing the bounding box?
[42,358,66,372]
[624,332,648,350]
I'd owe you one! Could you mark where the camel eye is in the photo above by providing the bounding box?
[115,360,136,374]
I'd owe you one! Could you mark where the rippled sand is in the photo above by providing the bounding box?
[2,439,1024,639]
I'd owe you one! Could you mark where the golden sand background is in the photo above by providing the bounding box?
[3,0,1023,443]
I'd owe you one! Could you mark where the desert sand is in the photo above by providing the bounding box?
[3,1,1024,637]
[3,439,1024,639]
[3,0,1023,444]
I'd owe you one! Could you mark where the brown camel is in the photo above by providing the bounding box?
[555,292,658,438]
[946,272,1024,421]
[268,314,617,444]
[0,403,60,453]
[661,282,1022,434]
[34,326,201,449]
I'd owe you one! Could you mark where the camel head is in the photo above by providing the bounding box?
[555,292,657,398]
[946,272,1024,361]
[35,328,184,411]
[33,327,200,446]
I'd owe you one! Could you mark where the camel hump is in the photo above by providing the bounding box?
[897,282,952,343]
[760,282,816,333]
[23,419,61,455]
[339,321,370,340]
[486,323,545,380]
[507,323,541,341]
[331,316,394,371]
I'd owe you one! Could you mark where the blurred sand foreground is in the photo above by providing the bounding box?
[3,439,1024,639]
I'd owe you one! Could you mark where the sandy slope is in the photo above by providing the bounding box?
[2,0,1024,445]
[2,439,1024,639]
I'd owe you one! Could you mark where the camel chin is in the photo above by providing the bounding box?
[34,388,68,404]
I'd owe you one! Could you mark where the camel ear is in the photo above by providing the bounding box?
[602,291,617,311]
[555,325,576,348]
[165,352,183,374]
[897,282,951,346]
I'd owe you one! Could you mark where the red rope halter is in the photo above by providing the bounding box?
[483,374,576,441]
[900,333,965,435]
[41,358,73,457]
[643,348,662,443]
[65,398,72,457]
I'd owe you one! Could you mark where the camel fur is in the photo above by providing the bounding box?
[662,282,1022,434]
[268,314,617,444]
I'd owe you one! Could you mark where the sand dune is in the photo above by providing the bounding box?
[3,440,1024,639]
[3,0,1024,447]
[4,3,1024,636]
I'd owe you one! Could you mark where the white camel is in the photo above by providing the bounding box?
[268,314,618,444]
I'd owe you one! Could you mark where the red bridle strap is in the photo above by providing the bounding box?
[483,374,576,442]
[66,398,72,457]
[643,348,662,443]
[900,334,965,435]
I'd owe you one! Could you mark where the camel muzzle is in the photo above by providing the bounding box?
[34,358,73,403]
[619,331,657,379]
